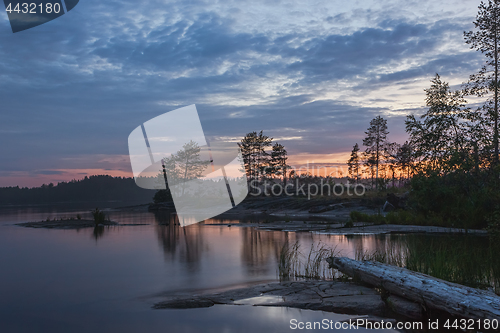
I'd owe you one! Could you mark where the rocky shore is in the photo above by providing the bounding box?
[153,280,422,322]
[149,196,381,220]
[15,219,148,229]
[205,220,488,235]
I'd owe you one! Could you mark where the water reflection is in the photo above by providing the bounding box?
[240,228,293,276]
[92,225,105,241]
[341,234,499,293]
[154,211,206,271]
[0,208,491,333]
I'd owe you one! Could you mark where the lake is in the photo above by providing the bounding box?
[0,206,491,333]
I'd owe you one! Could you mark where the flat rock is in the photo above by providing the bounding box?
[153,299,216,309]
[313,295,386,316]
[386,295,423,319]
[153,280,388,318]
[317,224,487,235]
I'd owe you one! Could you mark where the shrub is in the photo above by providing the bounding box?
[91,208,106,226]
[153,189,172,203]
[349,210,385,224]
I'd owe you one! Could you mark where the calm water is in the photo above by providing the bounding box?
[0,207,434,333]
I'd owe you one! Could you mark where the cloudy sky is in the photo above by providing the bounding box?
[0,0,486,187]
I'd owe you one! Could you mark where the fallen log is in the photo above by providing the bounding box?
[326,256,500,320]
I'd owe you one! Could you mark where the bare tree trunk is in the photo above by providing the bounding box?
[327,257,500,320]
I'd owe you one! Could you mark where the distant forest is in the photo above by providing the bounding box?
[0,175,156,206]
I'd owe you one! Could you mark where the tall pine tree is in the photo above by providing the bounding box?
[347,143,360,183]
[270,143,289,183]
[238,131,273,186]
[363,116,389,189]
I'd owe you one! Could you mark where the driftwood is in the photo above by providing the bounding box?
[326,256,500,320]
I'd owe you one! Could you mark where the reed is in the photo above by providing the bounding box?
[356,234,500,294]
[278,241,338,281]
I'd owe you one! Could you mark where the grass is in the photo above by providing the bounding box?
[350,210,386,224]
[349,209,451,227]
[278,241,300,280]
[356,234,500,294]
[278,241,338,281]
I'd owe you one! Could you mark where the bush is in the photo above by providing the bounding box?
[153,189,172,203]
[91,208,106,226]
[486,209,500,238]
[409,169,500,229]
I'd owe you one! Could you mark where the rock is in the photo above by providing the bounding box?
[317,283,378,298]
[16,219,118,229]
[153,298,215,309]
[386,192,409,210]
[315,295,386,316]
[153,281,389,318]
[309,203,344,213]
[339,316,397,327]
[386,295,423,319]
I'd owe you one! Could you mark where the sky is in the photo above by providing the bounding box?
[0,0,488,187]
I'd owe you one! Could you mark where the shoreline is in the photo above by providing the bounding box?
[205,220,488,235]
[152,280,422,323]
[15,219,147,229]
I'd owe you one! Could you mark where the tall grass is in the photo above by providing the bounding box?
[357,235,500,294]
[278,241,300,280]
[278,241,338,281]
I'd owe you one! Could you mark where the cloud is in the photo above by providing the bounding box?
[0,0,486,186]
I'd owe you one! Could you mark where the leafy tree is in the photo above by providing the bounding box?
[406,74,469,173]
[160,140,210,197]
[347,143,360,183]
[363,116,389,189]
[464,0,500,165]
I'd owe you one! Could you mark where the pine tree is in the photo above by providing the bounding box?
[363,116,389,189]
[383,142,400,187]
[347,143,360,183]
[464,0,500,165]
[363,152,377,189]
[270,143,289,183]
[238,131,273,188]
[395,142,413,181]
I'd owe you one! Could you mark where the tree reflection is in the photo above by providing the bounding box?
[154,211,206,272]
[91,225,105,241]
[240,227,293,276]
